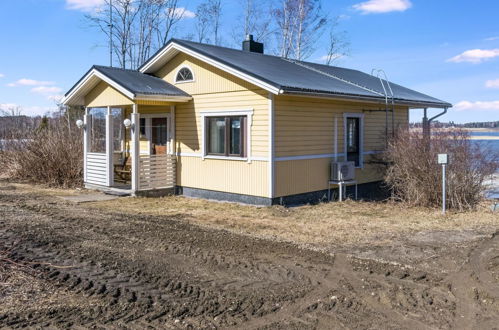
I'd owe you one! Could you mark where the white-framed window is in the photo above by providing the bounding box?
[174,66,194,83]
[343,112,364,168]
[200,109,253,162]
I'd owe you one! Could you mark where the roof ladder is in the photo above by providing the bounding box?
[371,69,395,147]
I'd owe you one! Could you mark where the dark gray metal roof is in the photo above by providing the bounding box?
[64,65,191,98]
[145,39,450,108]
[93,65,190,97]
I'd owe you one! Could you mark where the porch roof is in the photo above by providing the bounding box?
[62,65,192,106]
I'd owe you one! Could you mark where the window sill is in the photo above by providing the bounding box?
[203,155,248,161]
[174,80,195,84]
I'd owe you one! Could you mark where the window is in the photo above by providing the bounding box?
[139,118,146,137]
[345,115,363,167]
[88,108,106,153]
[111,108,124,152]
[205,116,246,157]
[175,67,194,83]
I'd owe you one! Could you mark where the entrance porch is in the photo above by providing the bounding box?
[82,103,180,196]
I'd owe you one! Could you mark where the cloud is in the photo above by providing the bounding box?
[66,0,105,12]
[318,54,345,62]
[447,49,499,63]
[8,78,55,87]
[485,79,499,89]
[0,73,4,78]
[47,94,64,103]
[485,36,499,41]
[353,0,412,14]
[31,86,62,95]
[170,7,195,19]
[454,100,499,112]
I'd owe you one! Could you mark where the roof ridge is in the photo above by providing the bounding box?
[174,38,292,61]
[93,65,139,73]
[282,59,384,97]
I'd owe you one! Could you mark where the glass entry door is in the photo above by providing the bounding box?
[346,117,360,166]
[151,117,168,155]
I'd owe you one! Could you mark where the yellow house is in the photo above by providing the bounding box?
[62,37,451,205]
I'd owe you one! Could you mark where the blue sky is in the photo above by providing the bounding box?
[0,0,498,123]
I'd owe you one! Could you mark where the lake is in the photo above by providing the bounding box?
[469,131,499,199]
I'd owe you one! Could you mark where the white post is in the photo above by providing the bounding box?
[268,93,275,200]
[83,108,90,183]
[106,106,114,186]
[442,164,446,214]
[170,105,176,155]
[438,153,448,215]
[334,116,338,162]
[131,104,140,192]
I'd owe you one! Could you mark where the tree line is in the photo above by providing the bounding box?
[87,0,349,70]
[411,121,499,129]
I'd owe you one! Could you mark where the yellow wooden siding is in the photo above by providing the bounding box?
[273,95,409,197]
[177,157,268,197]
[275,157,386,197]
[149,54,270,197]
[274,95,408,157]
[154,53,269,158]
[85,81,133,107]
[174,90,268,157]
[156,53,259,95]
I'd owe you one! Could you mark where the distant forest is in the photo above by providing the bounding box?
[411,121,499,129]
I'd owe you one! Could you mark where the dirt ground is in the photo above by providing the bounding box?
[1,181,498,329]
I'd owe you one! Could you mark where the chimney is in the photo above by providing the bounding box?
[242,34,264,54]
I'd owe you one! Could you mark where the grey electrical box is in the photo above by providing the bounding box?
[438,154,448,164]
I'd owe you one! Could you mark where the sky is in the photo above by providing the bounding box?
[0,0,498,124]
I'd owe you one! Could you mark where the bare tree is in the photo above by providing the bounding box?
[230,0,272,46]
[0,105,23,117]
[195,0,222,45]
[272,0,327,60]
[294,0,327,60]
[272,0,298,58]
[156,0,186,47]
[85,0,141,69]
[195,2,210,43]
[323,18,350,65]
[133,0,161,69]
[86,0,187,69]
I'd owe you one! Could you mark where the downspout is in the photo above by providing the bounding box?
[423,107,448,138]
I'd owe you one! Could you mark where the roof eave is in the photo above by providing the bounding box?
[134,94,192,102]
[279,89,452,108]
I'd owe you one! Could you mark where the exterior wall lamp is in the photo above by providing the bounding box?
[123,118,134,130]
[75,119,85,129]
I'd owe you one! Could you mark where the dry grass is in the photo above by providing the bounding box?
[0,178,89,197]
[86,195,499,250]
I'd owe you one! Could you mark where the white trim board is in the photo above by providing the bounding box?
[343,112,365,169]
[200,109,254,163]
[275,150,381,162]
[175,152,267,162]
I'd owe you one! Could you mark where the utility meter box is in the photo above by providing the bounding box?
[438,154,448,164]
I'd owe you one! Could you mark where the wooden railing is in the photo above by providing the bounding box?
[138,154,176,190]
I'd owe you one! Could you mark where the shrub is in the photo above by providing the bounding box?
[0,118,83,188]
[384,129,498,210]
